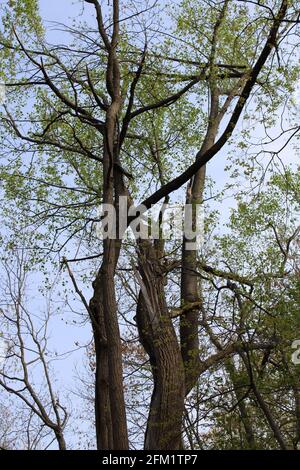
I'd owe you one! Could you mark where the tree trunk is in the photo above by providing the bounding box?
[90,125,129,449]
[55,431,67,451]
[102,239,128,449]
[136,241,185,450]
[180,91,219,394]
[225,359,256,449]
[90,275,113,449]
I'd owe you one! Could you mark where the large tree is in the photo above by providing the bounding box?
[1,0,300,450]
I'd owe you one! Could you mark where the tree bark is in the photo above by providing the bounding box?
[225,359,256,449]
[55,430,67,451]
[180,89,219,394]
[136,241,185,450]
[90,275,113,449]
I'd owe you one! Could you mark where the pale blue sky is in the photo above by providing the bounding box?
[1,0,299,450]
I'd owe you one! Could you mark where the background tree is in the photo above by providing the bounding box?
[0,245,68,450]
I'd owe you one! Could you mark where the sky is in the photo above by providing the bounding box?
[0,0,300,450]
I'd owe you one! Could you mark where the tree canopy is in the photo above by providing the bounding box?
[0,0,300,451]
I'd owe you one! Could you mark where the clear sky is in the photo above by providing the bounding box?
[1,0,299,450]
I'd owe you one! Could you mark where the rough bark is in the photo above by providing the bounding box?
[136,241,185,450]
[90,134,129,450]
[90,274,113,449]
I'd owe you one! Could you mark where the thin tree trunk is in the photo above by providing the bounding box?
[225,359,256,449]
[55,430,67,451]
[180,91,219,394]
[241,352,288,450]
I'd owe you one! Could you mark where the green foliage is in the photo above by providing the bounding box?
[1,0,43,36]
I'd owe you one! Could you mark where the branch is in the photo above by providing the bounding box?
[84,0,111,51]
[135,0,288,214]
[198,339,279,376]
[128,75,204,122]
[62,258,107,344]
[120,45,147,146]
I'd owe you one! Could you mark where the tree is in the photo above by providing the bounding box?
[0,0,299,450]
[0,246,68,450]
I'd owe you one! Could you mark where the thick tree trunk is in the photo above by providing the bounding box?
[136,242,185,450]
[90,123,129,449]
[94,334,113,449]
[90,244,128,450]
[90,275,113,449]
[90,0,129,448]
[102,239,128,449]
